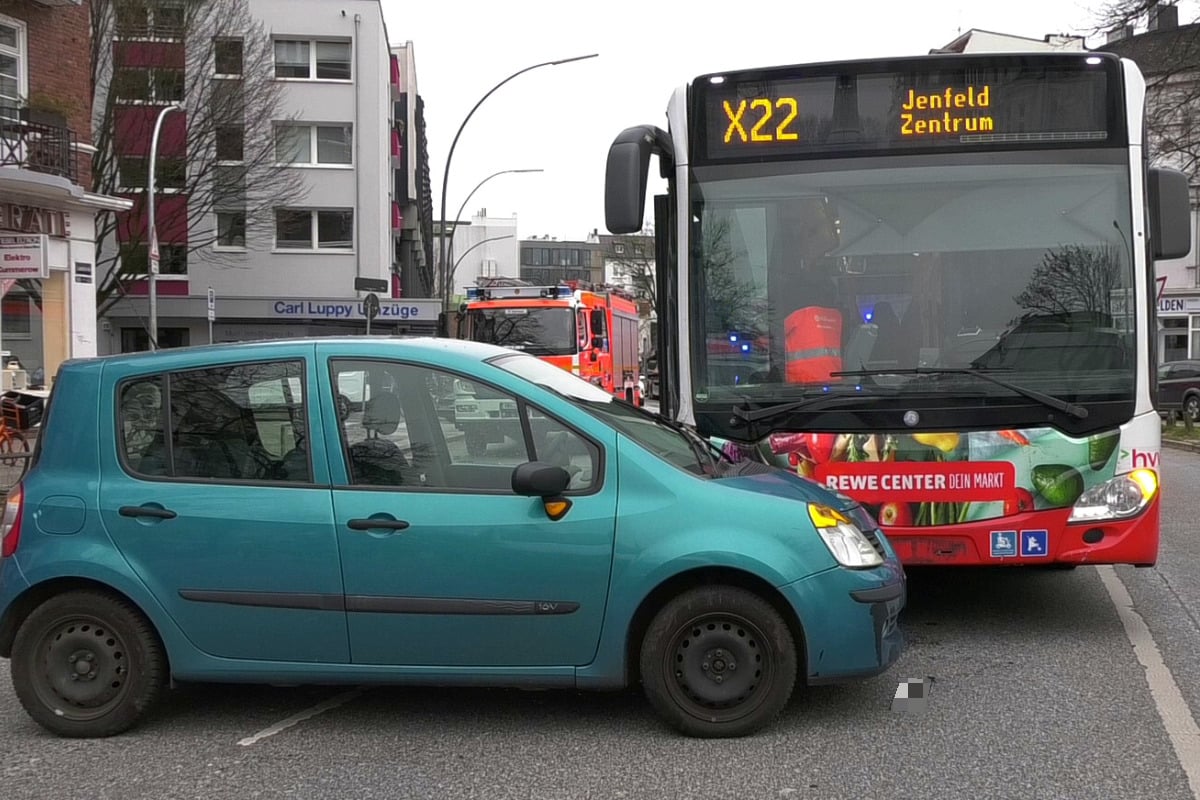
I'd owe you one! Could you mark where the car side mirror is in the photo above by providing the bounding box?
[511,461,573,521]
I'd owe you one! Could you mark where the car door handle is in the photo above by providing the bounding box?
[119,505,177,520]
[347,518,410,531]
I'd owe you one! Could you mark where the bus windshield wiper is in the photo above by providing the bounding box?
[731,391,880,425]
[830,367,1089,420]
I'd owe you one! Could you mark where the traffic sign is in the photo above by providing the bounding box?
[355,277,389,293]
[363,292,380,321]
[149,229,160,275]
[207,286,215,311]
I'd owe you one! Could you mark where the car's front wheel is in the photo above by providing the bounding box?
[640,586,797,738]
[1185,393,1199,422]
[11,591,167,738]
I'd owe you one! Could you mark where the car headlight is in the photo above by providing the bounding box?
[808,504,884,569]
[1067,468,1158,523]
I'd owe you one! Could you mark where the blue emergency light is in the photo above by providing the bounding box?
[466,287,482,300]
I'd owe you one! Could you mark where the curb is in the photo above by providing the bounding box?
[1162,437,1200,454]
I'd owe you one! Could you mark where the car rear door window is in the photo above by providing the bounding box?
[117,360,311,483]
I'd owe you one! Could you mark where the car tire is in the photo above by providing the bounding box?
[639,585,797,738]
[1185,393,1199,422]
[11,591,167,738]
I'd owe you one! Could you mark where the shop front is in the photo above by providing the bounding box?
[0,192,130,390]
[1157,294,1200,363]
[101,295,443,352]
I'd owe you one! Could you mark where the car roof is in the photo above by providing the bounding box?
[62,337,520,373]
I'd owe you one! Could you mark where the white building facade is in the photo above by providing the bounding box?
[447,209,519,299]
[100,0,439,351]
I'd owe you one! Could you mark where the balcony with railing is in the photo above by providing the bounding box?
[0,108,79,184]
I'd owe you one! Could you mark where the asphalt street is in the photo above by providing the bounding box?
[1,450,1198,800]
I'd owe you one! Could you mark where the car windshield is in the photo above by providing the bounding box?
[688,156,1136,419]
[468,307,576,356]
[492,354,711,475]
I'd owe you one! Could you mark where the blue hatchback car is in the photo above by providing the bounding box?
[0,338,904,738]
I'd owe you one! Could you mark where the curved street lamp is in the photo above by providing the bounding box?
[147,102,184,351]
[449,234,515,300]
[438,54,598,307]
[447,168,543,272]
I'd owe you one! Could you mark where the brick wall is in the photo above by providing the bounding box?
[10,0,94,190]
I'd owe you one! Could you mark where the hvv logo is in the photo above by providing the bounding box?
[1130,449,1159,469]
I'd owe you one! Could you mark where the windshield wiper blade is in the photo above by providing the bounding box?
[731,392,875,425]
[830,367,1089,420]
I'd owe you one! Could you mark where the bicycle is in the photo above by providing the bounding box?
[0,413,30,467]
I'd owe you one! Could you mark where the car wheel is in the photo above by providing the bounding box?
[1185,393,1200,422]
[335,393,352,422]
[11,591,167,738]
[639,586,797,738]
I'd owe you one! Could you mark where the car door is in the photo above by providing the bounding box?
[98,352,347,663]
[1159,363,1180,409]
[320,350,618,668]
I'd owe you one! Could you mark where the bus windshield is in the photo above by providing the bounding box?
[468,307,577,356]
[690,155,1136,422]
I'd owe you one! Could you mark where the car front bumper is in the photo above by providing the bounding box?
[779,558,906,685]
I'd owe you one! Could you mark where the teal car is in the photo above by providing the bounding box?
[0,338,904,739]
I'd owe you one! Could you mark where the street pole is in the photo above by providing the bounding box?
[438,54,597,309]
[451,234,514,293]
[447,168,542,284]
[147,102,183,351]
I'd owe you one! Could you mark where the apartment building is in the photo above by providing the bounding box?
[0,0,131,387]
[97,0,438,352]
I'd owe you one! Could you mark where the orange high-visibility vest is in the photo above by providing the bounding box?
[785,306,843,383]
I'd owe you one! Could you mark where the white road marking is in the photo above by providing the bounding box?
[237,688,365,747]
[1098,566,1200,798]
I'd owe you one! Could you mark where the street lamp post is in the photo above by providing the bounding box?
[147,102,184,351]
[446,168,542,285]
[438,54,597,308]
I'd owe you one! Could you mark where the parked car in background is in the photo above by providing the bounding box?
[0,338,904,740]
[1157,360,1200,421]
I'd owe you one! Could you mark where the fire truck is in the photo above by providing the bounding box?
[462,282,642,402]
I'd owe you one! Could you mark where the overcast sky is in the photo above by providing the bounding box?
[377,0,1196,242]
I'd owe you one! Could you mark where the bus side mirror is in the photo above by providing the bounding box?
[1149,166,1191,260]
[605,125,674,235]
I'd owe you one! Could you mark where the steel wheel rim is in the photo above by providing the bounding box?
[28,614,133,722]
[662,612,775,724]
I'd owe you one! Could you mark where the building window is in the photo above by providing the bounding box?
[115,0,184,39]
[1,293,31,338]
[113,67,184,103]
[121,242,188,276]
[215,125,243,161]
[614,243,624,255]
[0,16,26,115]
[274,39,351,81]
[274,124,352,165]
[216,211,246,249]
[118,156,185,191]
[275,209,353,251]
[214,38,243,76]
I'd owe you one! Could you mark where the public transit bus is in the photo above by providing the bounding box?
[604,52,1192,567]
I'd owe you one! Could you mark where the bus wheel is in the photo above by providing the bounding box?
[640,586,796,738]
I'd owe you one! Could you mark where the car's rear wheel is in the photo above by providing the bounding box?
[11,591,166,738]
[1185,393,1199,422]
[640,585,797,738]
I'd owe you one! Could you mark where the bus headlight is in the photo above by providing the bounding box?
[1068,469,1158,523]
[808,504,884,569]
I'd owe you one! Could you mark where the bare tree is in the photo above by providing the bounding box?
[1093,2,1200,178]
[1014,244,1124,319]
[604,229,657,315]
[91,0,306,316]
[701,216,760,335]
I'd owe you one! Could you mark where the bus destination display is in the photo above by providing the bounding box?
[698,60,1118,160]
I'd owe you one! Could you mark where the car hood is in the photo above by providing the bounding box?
[716,463,860,513]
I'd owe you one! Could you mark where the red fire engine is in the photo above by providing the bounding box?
[463,282,642,403]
